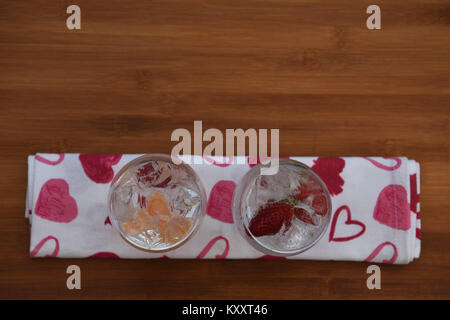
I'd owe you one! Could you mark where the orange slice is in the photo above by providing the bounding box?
[121,192,193,245]
[160,216,193,244]
[121,209,153,236]
[146,192,172,217]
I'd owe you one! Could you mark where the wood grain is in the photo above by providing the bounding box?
[0,0,449,299]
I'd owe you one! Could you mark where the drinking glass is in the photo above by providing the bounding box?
[108,154,206,252]
[233,159,332,256]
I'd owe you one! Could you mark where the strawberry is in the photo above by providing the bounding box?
[311,193,328,216]
[249,202,293,237]
[294,174,323,201]
[294,185,321,202]
[292,208,315,225]
[294,188,317,202]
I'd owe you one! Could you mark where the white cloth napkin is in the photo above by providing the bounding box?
[26,154,421,264]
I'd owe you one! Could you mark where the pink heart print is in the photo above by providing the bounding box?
[35,179,78,223]
[329,205,366,242]
[410,174,420,216]
[196,236,230,259]
[311,157,346,196]
[206,180,236,223]
[203,155,234,167]
[79,154,122,183]
[416,228,421,240]
[30,236,60,257]
[373,185,411,230]
[89,252,119,258]
[364,241,398,264]
[104,216,112,226]
[35,154,65,166]
[364,157,402,171]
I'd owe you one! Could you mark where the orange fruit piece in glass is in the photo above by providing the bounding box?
[146,192,172,217]
[160,216,193,244]
[121,209,153,236]
[121,192,193,245]
[146,192,193,244]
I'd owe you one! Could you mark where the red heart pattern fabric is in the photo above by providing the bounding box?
[26,154,420,263]
[329,205,366,242]
[35,179,78,223]
[364,241,398,264]
[206,180,236,223]
[311,157,345,196]
[373,185,411,231]
[79,154,122,183]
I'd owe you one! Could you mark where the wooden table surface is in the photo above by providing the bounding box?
[0,0,449,299]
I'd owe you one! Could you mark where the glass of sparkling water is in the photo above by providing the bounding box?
[108,154,206,252]
[233,158,332,256]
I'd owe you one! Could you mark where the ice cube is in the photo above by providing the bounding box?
[136,161,173,189]
[254,166,293,206]
[172,184,201,217]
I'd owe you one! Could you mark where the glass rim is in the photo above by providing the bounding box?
[107,153,207,253]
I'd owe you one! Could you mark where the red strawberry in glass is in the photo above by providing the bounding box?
[234,158,332,257]
[292,208,316,225]
[249,203,293,237]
